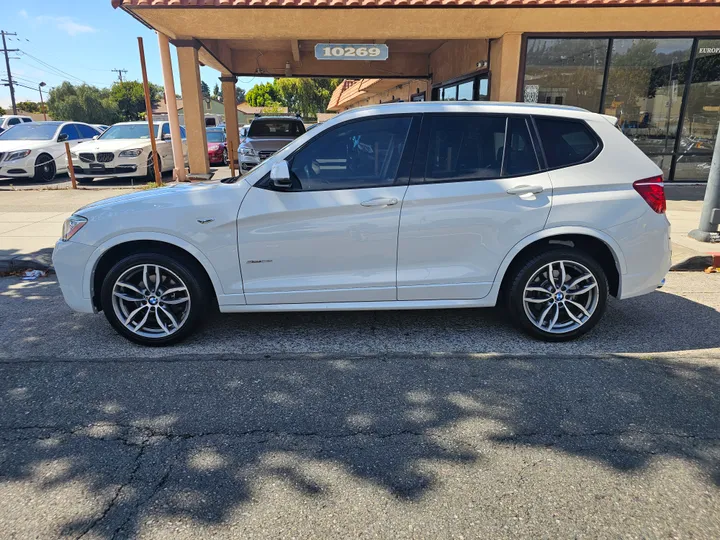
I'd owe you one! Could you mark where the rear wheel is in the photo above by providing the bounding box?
[222,148,229,166]
[146,153,161,183]
[100,252,209,346]
[33,153,56,182]
[505,249,608,342]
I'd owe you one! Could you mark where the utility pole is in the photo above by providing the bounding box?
[689,121,720,243]
[111,68,128,83]
[1,31,19,114]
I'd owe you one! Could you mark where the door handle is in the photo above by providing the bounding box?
[361,197,399,207]
[506,185,544,196]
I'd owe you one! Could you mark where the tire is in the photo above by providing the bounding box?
[33,153,56,182]
[146,153,161,183]
[100,252,210,346]
[222,148,229,166]
[505,249,608,342]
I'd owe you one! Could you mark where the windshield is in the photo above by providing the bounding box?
[0,123,59,140]
[100,124,159,140]
[248,120,305,138]
[207,132,225,143]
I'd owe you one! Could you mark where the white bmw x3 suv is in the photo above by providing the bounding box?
[53,102,670,346]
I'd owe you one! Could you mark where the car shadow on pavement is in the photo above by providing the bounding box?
[0,351,718,538]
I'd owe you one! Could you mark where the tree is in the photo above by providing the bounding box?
[47,82,120,125]
[0,105,5,115]
[246,82,280,107]
[201,81,210,99]
[109,81,163,121]
[212,83,221,102]
[235,87,246,104]
[273,78,341,118]
[16,101,46,114]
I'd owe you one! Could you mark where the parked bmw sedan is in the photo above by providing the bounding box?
[53,102,670,346]
[0,121,101,181]
[70,121,187,184]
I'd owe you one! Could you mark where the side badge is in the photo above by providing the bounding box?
[197,218,215,224]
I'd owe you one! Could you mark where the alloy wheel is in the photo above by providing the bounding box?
[111,264,191,339]
[522,260,599,334]
[35,155,56,181]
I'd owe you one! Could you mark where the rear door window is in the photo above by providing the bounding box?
[534,117,599,169]
[76,124,99,139]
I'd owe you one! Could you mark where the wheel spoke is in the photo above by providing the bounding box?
[568,273,593,289]
[566,299,591,318]
[537,303,555,328]
[567,282,597,296]
[113,291,144,302]
[160,286,187,298]
[155,309,170,335]
[142,265,152,293]
[159,306,179,329]
[547,263,556,289]
[162,297,188,305]
[117,282,143,295]
[524,296,551,304]
[559,261,566,286]
[547,303,560,330]
[526,287,552,296]
[133,306,151,331]
[563,302,583,325]
[154,265,162,294]
[123,304,147,326]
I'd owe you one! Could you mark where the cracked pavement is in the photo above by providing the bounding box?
[0,273,719,538]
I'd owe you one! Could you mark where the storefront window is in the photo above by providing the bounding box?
[435,74,489,102]
[676,39,720,181]
[604,38,693,156]
[457,80,473,101]
[523,39,608,111]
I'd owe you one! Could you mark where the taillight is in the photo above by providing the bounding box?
[633,175,666,214]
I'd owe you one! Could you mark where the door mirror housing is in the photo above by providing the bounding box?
[57,133,69,143]
[270,161,292,189]
[92,135,99,140]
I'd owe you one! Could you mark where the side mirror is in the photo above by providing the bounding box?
[270,161,292,189]
[92,135,99,140]
[57,133,69,143]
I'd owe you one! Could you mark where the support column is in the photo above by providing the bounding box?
[158,33,186,182]
[220,75,240,170]
[489,33,523,102]
[176,42,209,177]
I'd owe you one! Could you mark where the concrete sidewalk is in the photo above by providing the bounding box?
[0,181,716,272]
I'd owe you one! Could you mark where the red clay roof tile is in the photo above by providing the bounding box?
[113,0,720,6]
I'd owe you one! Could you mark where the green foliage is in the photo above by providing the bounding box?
[235,87,246,104]
[110,81,163,121]
[246,78,341,117]
[0,105,6,115]
[47,82,121,125]
[212,83,221,102]
[16,101,46,114]
[201,81,210,99]
[262,102,284,114]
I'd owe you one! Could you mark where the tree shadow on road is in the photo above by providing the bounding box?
[1,350,719,537]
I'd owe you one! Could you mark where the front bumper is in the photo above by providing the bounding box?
[52,239,97,313]
[0,154,36,177]
[72,154,146,177]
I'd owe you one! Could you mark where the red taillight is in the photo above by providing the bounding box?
[633,175,666,214]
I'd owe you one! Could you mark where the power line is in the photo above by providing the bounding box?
[111,68,128,83]
[17,49,88,84]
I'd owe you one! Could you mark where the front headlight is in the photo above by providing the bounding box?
[239,146,256,156]
[118,148,143,158]
[5,149,31,161]
[61,215,88,242]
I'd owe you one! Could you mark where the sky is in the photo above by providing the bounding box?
[0,0,272,109]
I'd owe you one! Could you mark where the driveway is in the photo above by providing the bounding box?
[0,272,718,538]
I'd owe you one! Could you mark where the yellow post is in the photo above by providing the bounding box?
[177,44,210,178]
[137,36,162,187]
[65,142,77,189]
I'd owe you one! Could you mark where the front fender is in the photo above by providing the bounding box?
[81,231,226,302]
[485,225,627,305]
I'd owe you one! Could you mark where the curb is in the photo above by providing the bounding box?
[670,255,714,272]
[0,250,54,275]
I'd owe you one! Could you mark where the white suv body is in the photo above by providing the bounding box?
[0,115,33,133]
[70,121,187,181]
[53,102,670,345]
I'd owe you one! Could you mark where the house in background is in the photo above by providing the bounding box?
[237,102,289,125]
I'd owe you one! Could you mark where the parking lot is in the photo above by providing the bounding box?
[1,271,719,538]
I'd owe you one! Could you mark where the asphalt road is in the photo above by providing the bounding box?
[0,273,719,538]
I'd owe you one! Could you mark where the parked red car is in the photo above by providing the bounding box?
[207,129,228,165]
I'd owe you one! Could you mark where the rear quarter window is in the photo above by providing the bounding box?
[534,117,599,169]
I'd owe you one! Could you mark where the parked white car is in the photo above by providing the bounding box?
[0,121,101,181]
[53,102,671,346]
[70,121,187,183]
[0,114,33,134]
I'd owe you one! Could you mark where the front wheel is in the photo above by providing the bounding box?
[146,153,161,183]
[33,154,56,182]
[100,252,209,346]
[505,249,608,342]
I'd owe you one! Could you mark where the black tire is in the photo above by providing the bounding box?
[33,153,56,182]
[100,252,210,346]
[222,148,229,166]
[505,249,608,342]
[146,153,161,182]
